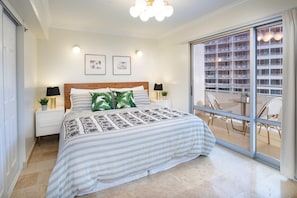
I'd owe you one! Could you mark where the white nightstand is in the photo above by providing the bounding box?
[35,106,64,138]
[151,99,171,108]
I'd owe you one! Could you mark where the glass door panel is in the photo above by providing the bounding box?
[192,31,251,150]
[255,23,283,160]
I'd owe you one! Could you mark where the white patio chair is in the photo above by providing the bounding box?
[257,97,282,144]
[207,93,230,134]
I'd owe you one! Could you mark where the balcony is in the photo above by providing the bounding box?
[195,92,281,160]
[233,74,249,79]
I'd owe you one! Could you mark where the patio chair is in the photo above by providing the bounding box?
[257,97,282,144]
[243,97,282,143]
[207,93,230,133]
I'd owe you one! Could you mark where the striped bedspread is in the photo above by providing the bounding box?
[47,105,216,198]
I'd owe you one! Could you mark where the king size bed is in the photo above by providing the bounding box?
[46,82,216,198]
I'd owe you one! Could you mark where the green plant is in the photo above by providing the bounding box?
[39,97,49,105]
[161,91,168,97]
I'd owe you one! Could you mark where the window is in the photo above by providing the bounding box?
[191,20,283,167]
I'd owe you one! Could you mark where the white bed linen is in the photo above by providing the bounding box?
[47,105,216,198]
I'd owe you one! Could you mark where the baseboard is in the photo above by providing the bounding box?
[25,139,36,166]
[7,168,22,197]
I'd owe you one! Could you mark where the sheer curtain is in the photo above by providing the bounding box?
[281,8,297,180]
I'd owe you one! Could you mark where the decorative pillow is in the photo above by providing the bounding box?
[70,88,110,110]
[113,90,136,109]
[133,90,150,106]
[91,92,114,111]
[70,93,92,110]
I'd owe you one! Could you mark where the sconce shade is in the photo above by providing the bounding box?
[72,45,80,54]
[136,50,143,57]
[46,87,60,96]
[154,83,163,91]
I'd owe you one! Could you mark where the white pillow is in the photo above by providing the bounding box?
[109,85,144,92]
[133,90,150,106]
[70,88,109,94]
[70,93,92,110]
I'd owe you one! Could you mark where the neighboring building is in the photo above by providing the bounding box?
[204,24,283,96]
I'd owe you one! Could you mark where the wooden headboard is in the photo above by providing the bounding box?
[64,82,149,110]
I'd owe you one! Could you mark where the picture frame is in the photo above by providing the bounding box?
[85,54,106,75]
[112,56,131,75]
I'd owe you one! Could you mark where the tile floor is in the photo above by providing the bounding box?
[11,135,297,198]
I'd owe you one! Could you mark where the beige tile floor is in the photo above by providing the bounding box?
[11,135,297,198]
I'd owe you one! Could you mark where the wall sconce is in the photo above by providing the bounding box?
[135,50,143,57]
[46,86,60,109]
[72,45,81,54]
[154,83,163,100]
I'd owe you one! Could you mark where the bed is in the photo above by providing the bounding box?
[46,82,216,198]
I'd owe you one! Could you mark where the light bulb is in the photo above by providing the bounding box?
[164,5,173,17]
[130,6,139,17]
[153,0,165,14]
[135,0,146,10]
[146,6,154,17]
[155,13,165,21]
[140,12,149,21]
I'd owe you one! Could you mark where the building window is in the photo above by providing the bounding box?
[203,31,250,93]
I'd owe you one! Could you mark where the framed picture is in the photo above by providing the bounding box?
[112,56,131,75]
[85,54,106,75]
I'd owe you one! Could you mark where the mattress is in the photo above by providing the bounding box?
[46,105,216,198]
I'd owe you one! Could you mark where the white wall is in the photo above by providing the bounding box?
[24,30,38,160]
[37,28,160,106]
[159,0,297,112]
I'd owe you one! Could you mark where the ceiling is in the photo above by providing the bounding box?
[9,0,242,39]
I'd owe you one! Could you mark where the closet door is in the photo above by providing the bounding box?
[3,11,18,190]
[0,5,5,198]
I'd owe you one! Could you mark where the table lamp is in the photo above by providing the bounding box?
[154,83,163,100]
[46,86,60,109]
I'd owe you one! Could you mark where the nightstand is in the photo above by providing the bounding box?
[35,106,64,138]
[151,99,171,108]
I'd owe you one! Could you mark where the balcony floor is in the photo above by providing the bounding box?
[197,113,281,160]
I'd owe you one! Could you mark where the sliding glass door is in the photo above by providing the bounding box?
[191,20,283,167]
[255,22,283,163]
[192,30,251,153]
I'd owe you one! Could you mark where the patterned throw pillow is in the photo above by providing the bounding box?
[90,92,114,111]
[113,90,136,109]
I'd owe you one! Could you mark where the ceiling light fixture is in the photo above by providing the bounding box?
[129,0,174,22]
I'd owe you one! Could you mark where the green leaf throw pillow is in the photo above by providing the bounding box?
[113,90,136,109]
[91,92,114,111]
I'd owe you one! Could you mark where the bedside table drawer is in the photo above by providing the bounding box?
[37,111,63,127]
[37,125,62,137]
[36,108,64,137]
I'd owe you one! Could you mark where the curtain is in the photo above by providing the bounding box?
[280,8,297,180]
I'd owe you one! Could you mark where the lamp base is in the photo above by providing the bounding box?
[49,97,56,109]
[155,91,162,100]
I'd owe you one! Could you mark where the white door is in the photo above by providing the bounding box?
[3,11,18,191]
[0,5,6,198]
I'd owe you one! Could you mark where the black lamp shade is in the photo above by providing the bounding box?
[154,83,163,91]
[46,86,60,96]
